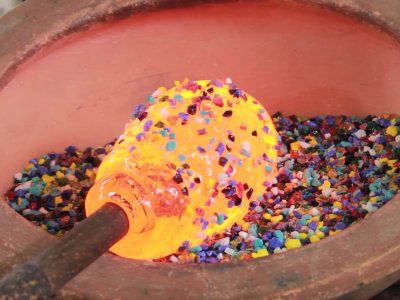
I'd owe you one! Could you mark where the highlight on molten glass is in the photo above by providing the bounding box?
[85,79,279,259]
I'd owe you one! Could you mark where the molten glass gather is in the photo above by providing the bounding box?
[85,79,279,259]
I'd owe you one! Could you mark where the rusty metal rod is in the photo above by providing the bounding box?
[0,202,129,299]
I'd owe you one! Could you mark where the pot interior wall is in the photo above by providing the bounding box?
[1,0,400,258]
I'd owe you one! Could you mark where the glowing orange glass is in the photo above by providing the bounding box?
[85,79,279,259]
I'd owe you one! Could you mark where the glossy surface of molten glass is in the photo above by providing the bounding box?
[85,79,278,259]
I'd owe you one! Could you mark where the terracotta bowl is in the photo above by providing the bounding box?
[0,0,400,298]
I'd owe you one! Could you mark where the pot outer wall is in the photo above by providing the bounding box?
[0,0,400,299]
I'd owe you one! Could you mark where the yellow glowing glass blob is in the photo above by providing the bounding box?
[85,79,279,260]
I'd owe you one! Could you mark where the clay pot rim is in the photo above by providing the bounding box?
[1,0,400,90]
[0,0,399,298]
